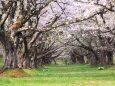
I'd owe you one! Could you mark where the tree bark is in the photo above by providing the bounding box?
[0,31,18,69]
[107,51,113,65]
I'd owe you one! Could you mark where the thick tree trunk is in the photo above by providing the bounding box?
[76,56,85,64]
[85,55,90,64]
[90,52,99,65]
[71,56,77,64]
[90,56,97,65]
[0,32,18,69]
[107,51,113,65]
[98,50,107,65]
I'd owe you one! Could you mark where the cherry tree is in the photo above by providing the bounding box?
[0,0,71,69]
[55,0,115,65]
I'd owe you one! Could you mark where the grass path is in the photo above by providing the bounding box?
[0,64,115,86]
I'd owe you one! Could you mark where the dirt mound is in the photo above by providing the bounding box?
[0,68,29,77]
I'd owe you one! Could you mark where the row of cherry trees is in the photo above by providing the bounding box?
[0,0,115,69]
[67,29,114,65]
[64,0,115,65]
[0,0,66,69]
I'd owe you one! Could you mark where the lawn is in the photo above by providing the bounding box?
[0,64,115,86]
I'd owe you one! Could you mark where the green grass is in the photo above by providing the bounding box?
[0,64,115,86]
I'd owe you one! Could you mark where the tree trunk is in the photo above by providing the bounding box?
[98,50,107,65]
[76,56,85,64]
[90,52,99,65]
[0,32,18,69]
[107,51,113,65]
[71,56,77,64]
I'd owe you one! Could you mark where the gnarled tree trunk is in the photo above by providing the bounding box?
[0,31,18,69]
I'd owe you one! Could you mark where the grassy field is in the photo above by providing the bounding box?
[0,64,115,86]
